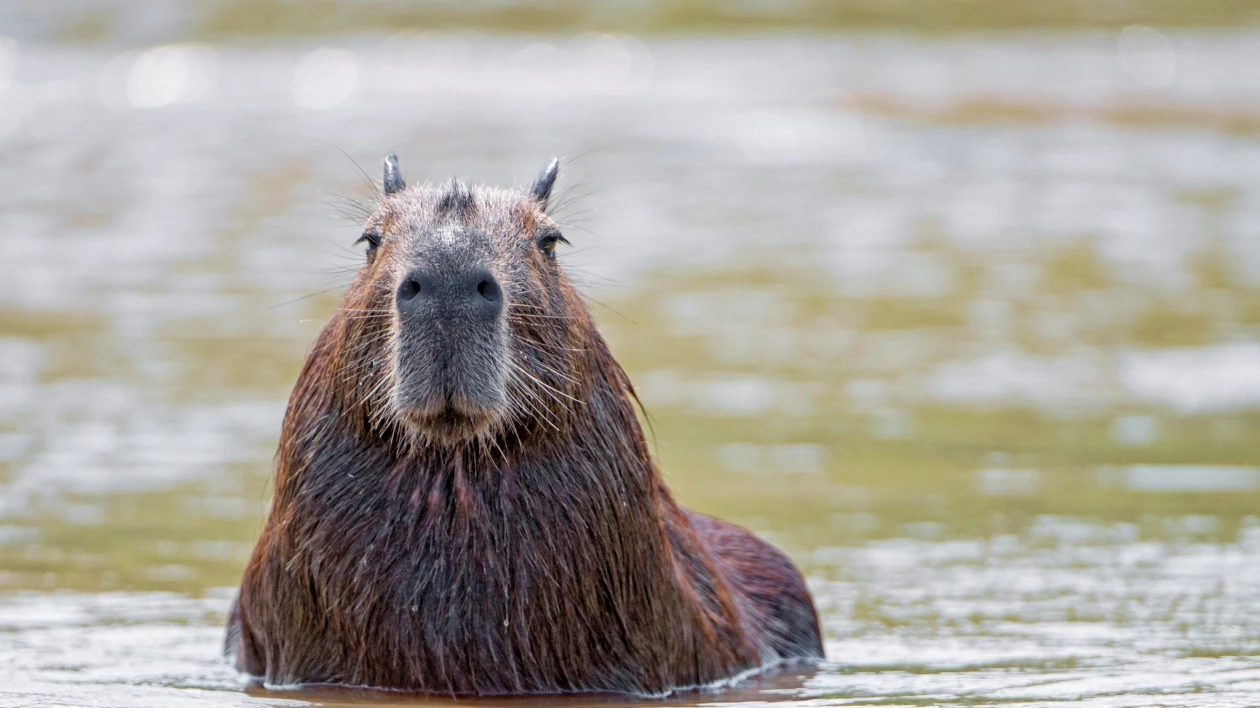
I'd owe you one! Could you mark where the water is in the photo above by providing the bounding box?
[2,27,1260,707]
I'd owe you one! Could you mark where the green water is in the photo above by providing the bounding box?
[1,20,1260,707]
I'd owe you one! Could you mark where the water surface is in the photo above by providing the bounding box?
[2,30,1260,707]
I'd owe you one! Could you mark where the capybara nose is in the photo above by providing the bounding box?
[396,267,503,319]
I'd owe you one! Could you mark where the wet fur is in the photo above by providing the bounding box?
[227,171,823,696]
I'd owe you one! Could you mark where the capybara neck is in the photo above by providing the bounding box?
[227,157,824,696]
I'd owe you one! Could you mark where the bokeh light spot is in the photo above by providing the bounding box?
[291,48,358,110]
[1117,25,1176,88]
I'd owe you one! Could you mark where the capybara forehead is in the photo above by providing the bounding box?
[373,181,547,246]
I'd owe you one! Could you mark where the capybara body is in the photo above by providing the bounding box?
[226,158,823,696]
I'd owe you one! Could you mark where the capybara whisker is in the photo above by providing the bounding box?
[509,312,582,321]
[504,369,563,432]
[507,360,579,408]
[513,337,588,354]
[518,352,583,386]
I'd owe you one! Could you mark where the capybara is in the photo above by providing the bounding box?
[226,156,823,696]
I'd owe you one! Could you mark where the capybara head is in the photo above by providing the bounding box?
[335,156,586,446]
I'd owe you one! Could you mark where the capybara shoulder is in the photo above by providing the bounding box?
[685,511,824,660]
[227,157,823,696]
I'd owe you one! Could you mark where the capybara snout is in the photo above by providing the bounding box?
[388,225,513,441]
[394,262,503,321]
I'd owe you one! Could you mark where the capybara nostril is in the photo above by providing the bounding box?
[463,270,502,319]
[397,277,422,304]
[475,276,500,307]
[397,267,502,318]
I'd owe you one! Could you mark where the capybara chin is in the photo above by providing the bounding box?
[225,156,824,696]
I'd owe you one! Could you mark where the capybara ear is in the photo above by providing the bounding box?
[383,153,405,195]
[531,157,559,210]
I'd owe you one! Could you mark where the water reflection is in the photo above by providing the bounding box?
[1101,464,1260,493]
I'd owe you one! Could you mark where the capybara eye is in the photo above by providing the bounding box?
[536,231,570,259]
[354,230,382,256]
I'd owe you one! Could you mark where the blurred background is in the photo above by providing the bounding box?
[2,2,1260,706]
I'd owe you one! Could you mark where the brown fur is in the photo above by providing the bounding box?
[227,166,823,696]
